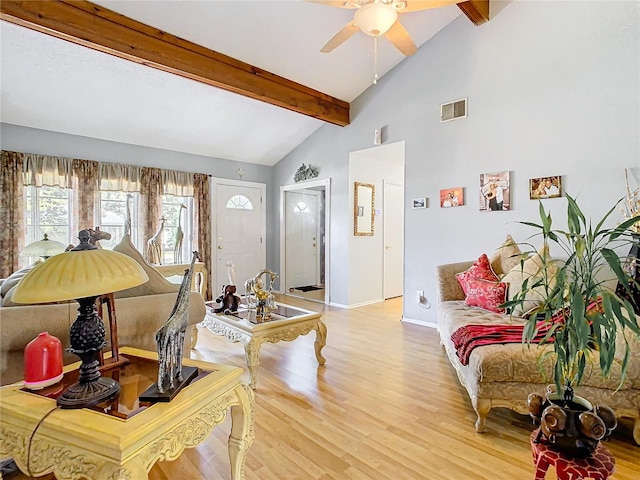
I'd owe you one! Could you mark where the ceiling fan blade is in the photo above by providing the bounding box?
[320,21,360,53]
[307,1,360,9]
[384,21,417,56]
[398,0,463,13]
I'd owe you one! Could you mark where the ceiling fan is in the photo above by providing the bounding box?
[315,0,463,57]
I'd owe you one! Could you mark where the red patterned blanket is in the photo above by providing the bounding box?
[450,322,551,366]
[451,300,602,366]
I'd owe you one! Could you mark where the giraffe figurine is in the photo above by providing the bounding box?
[124,193,133,236]
[156,251,200,393]
[146,216,166,265]
[173,203,187,264]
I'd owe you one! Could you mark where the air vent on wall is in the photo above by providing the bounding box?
[440,98,467,123]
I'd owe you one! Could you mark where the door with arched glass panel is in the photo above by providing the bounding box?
[213,180,266,296]
[285,190,320,290]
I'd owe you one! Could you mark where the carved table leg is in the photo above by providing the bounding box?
[243,339,262,390]
[314,321,327,365]
[228,384,255,480]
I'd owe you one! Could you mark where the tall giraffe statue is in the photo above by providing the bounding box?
[174,203,187,264]
[124,193,133,236]
[155,251,200,393]
[145,216,166,265]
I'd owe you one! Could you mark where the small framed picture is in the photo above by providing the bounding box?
[412,197,426,209]
[480,171,511,211]
[530,176,562,199]
[440,188,464,208]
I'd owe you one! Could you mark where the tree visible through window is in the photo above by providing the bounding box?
[25,185,73,247]
[99,191,140,250]
[161,195,194,265]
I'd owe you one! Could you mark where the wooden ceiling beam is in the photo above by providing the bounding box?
[0,0,351,126]
[458,0,490,26]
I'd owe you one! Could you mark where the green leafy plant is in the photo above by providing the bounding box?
[505,195,640,403]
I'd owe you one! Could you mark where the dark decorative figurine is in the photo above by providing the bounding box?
[214,284,241,314]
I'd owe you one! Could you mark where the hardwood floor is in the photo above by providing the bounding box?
[9,295,639,479]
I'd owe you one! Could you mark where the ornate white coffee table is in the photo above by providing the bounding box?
[202,302,327,389]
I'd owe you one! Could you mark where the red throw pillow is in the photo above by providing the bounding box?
[456,254,498,296]
[463,278,508,314]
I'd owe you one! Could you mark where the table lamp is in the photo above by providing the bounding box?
[20,233,67,260]
[12,230,149,409]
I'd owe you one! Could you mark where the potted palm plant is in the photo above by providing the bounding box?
[506,195,640,456]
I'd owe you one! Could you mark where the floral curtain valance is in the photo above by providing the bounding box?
[23,154,73,188]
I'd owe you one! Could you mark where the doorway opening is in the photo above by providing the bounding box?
[348,142,404,305]
[280,178,331,304]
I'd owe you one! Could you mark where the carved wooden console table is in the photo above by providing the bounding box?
[202,302,327,389]
[0,347,254,480]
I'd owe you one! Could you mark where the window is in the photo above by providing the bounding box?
[226,194,254,210]
[293,201,309,213]
[99,191,140,250]
[161,195,194,265]
[25,185,73,247]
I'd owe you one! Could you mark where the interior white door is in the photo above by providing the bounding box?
[214,182,265,295]
[285,190,320,289]
[383,182,404,299]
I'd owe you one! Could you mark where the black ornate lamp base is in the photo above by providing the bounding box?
[58,294,121,409]
[57,376,120,409]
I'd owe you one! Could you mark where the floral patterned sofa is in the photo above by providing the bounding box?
[435,254,640,445]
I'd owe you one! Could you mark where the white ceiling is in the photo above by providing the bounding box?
[0,1,461,166]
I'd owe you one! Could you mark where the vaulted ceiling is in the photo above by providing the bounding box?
[0,1,488,166]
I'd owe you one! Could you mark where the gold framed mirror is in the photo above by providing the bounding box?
[354,182,374,236]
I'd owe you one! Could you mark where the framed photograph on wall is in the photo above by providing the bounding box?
[530,176,562,199]
[440,188,464,208]
[479,171,511,211]
[412,197,426,209]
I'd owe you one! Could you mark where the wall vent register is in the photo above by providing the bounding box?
[440,98,467,123]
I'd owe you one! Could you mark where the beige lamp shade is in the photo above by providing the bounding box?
[20,234,66,258]
[12,249,149,304]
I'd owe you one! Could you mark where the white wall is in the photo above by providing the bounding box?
[272,1,640,318]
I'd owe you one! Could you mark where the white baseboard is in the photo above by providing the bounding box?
[401,317,438,328]
[329,298,384,309]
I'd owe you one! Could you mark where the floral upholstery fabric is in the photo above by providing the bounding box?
[462,279,508,314]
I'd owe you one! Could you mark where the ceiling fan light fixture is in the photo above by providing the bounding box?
[354,3,398,36]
